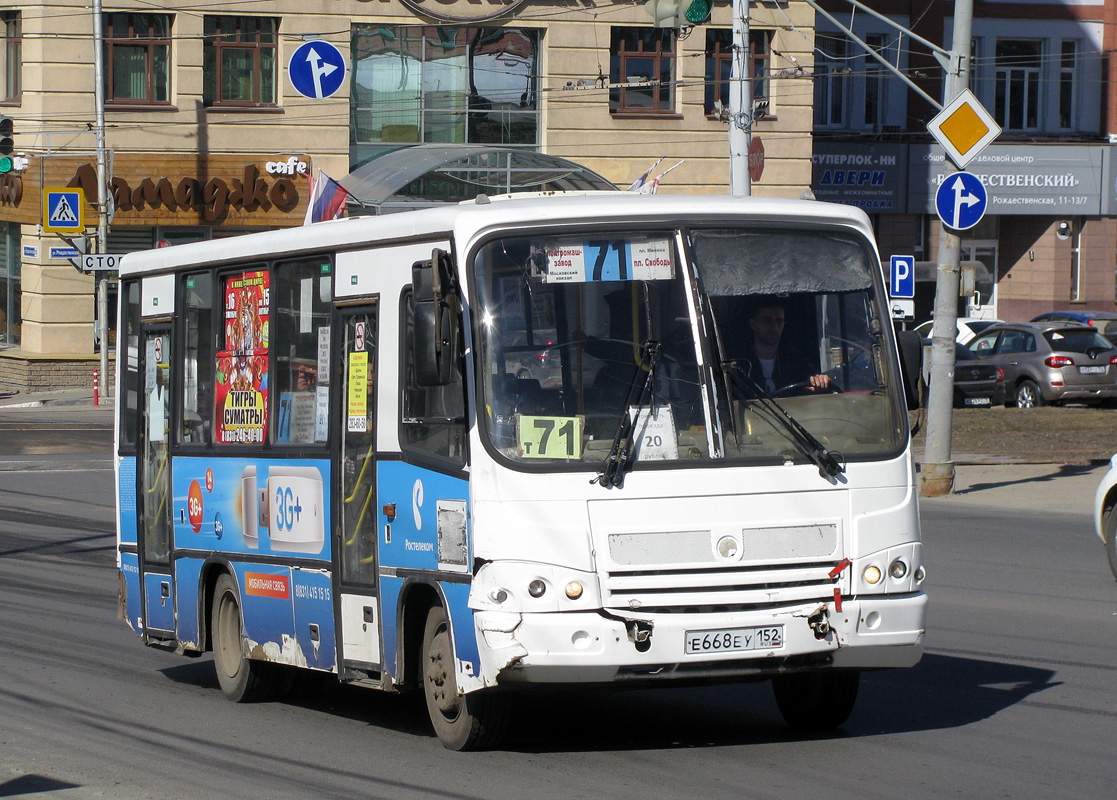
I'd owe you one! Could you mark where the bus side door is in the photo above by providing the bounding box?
[336,305,382,671]
[139,325,175,638]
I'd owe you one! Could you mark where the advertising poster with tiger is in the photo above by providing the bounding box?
[216,269,270,444]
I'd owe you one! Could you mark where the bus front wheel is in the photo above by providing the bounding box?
[421,605,511,751]
[772,670,860,731]
[211,573,272,703]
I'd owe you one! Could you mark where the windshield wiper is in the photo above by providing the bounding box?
[722,360,846,480]
[592,340,661,489]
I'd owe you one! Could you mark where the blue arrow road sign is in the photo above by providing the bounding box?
[890,255,915,298]
[935,171,987,231]
[289,41,346,100]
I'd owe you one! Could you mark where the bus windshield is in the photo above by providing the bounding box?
[472,225,906,469]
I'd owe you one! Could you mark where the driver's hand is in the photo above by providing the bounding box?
[807,373,831,390]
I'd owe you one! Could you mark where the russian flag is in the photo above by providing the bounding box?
[303,169,349,225]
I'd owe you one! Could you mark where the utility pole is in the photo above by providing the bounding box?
[920,0,974,497]
[92,0,110,397]
[728,0,751,196]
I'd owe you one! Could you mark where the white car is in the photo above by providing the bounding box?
[914,316,1003,345]
[1094,453,1117,580]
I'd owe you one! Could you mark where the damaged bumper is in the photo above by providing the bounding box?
[474,591,926,685]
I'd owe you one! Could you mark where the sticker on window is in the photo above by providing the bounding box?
[537,238,674,284]
[517,415,584,459]
[630,405,678,461]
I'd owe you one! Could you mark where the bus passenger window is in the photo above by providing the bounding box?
[272,258,332,445]
[180,272,214,445]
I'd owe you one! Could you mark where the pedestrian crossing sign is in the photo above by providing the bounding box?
[42,187,85,234]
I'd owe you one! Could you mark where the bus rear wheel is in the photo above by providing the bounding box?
[772,670,860,731]
[211,573,272,703]
[421,605,510,751]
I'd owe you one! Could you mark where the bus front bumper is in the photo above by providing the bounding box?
[476,592,926,685]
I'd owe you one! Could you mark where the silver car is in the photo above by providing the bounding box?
[967,321,1117,407]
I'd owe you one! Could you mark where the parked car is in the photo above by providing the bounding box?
[967,321,1117,407]
[920,340,1005,407]
[1031,310,1117,347]
[914,316,1003,345]
[1093,453,1117,579]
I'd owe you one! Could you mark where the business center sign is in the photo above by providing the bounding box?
[909,144,1104,216]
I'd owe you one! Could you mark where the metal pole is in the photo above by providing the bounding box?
[728,0,751,196]
[920,0,973,497]
[93,0,110,397]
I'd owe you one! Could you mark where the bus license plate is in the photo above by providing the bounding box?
[684,625,783,655]
[1079,365,1107,374]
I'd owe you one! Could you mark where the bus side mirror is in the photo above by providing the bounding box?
[896,329,923,410]
[411,248,459,387]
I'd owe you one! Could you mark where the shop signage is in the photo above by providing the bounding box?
[811,143,907,211]
[68,162,301,223]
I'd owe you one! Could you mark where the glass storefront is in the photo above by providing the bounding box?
[0,222,19,347]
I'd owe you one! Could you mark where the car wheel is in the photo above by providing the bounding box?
[1014,380,1044,409]
[1105,509,1117,581]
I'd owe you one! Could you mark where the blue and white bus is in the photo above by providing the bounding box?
[115,192,927,750]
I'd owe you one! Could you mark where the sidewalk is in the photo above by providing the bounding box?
[0,385,115,410]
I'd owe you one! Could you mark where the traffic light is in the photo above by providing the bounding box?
[644,0,710,27]
[0,116,13,174]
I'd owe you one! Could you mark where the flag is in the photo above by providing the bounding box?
[640,160,685,194]
[303,169,350,225]
[627,157,665,192]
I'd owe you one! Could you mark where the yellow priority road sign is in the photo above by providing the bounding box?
[42,187,85,234]
[927,89,1001,170]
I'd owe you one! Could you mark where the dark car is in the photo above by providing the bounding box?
[951,342,1005,407]
[968,321,1117,407]
[1031,310,1117,347]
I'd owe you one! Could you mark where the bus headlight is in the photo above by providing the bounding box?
[862,565,883,585]
[888,558,908,580]
[528,579,547,598]
[564,581,584,600]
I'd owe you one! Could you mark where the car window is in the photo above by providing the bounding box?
[1044,329,1113,353]
[970,331,999,353]
[997,330,1028,354]
[954,343,977,361]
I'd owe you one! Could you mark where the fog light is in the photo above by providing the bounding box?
[528,579,546,598]
[564,581,584,600]
[889,559,908,579]
[914,565,926,583]
[488,588,509,604]
[862,565,882,585]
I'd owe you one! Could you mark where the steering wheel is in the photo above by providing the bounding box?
[772,379,844,398]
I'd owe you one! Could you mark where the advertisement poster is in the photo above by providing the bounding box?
[216,269,270,444]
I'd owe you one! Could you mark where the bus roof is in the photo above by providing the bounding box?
[117,193,875,277]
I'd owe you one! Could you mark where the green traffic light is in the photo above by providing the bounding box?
[685,0,711,24]
[0,156,11,174]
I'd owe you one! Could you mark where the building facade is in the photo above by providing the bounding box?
[0,0,819,389]
[813,0,1117,324]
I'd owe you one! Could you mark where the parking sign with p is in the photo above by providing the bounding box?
[890,255,915,299]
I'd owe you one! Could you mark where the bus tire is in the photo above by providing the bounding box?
[421,605,510,751]
[772,670,860,731]
[211,573,271,703]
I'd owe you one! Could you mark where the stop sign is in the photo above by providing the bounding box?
[748,136,765,182]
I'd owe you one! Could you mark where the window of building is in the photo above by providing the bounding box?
[351,26,540,147]
[1,12,21,103]
[401,292,466,466]
[104,13,172,105]
[0,222,19,347]
[814,32,847,127]
[179,272,215,445]
[1059,40,1077,130]
[1069,220,1081,302]
[272,258,332,445]
[704,29,771,117]
[994,39,1041,130]
[863,33,888,130]
[203,17,277,107]
[610,27,676,114]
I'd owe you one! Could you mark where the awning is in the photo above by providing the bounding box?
[340,145,617,210]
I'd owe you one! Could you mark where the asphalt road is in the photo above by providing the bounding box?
[0,412,1114,799]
